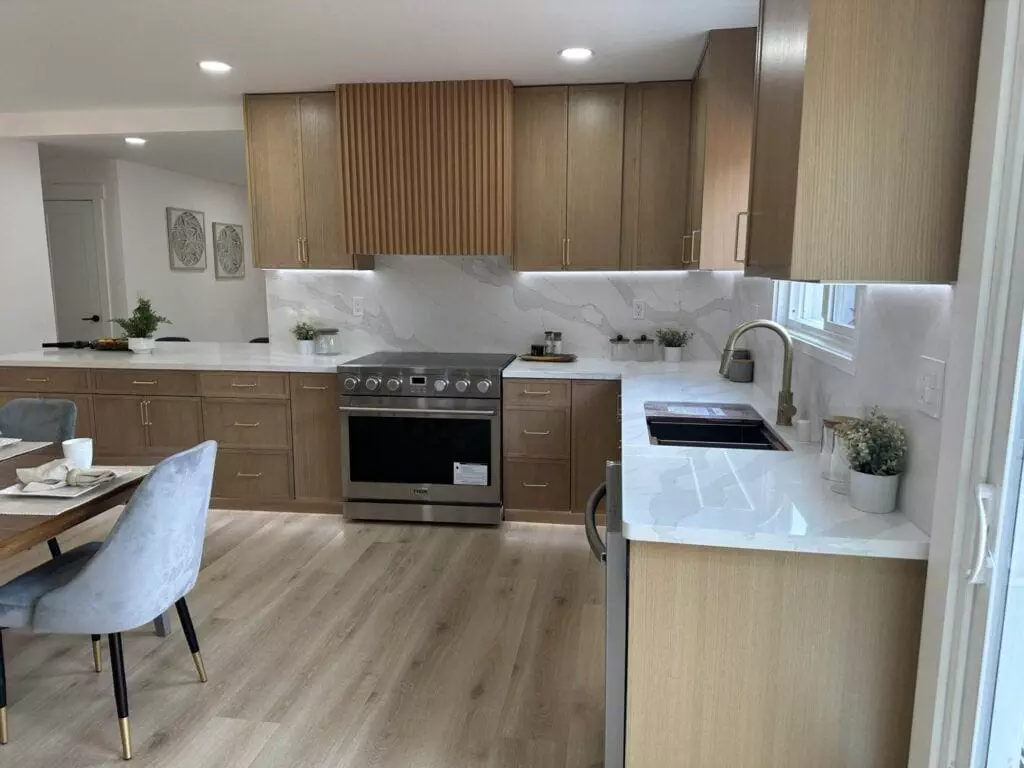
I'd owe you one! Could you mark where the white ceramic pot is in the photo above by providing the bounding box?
[296,339,315,355]
[128,337,155,354]
[849,470,901,514]
[663,346,684,363]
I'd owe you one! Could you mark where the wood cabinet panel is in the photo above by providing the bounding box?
[93,395,149,455]
[504,459,571,512]
[213,450,293,500]
[92,369,198,396]
[513,86,568,270]
[503,409,570,461]
[0,367,91,393]
[570,380,620,514]
[299,92,350,268]
[202,400,290,450]
[622,82,691,270]
[244,94,306,269]
[503,380,570,409]
[338,80,513,256]
[290,373,342,502]
[199,372,289,399]
[688,59,709,268]
[565,84,625,270]
[144,397,203,455]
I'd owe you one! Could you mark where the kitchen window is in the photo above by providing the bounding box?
[774,282,861,373]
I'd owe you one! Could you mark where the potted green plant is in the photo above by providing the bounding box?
[113,297,170,354]
[655,327,694,363]
[291,321,317,355]
[838,407,908,514]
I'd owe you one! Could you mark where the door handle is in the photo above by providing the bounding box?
[296,238,304,265]
[584,483,608,563]
[682,234,691,265]
[966,483,996,584]
[139,400,145,426]
[689,229,700,265]
[82,314,101,322]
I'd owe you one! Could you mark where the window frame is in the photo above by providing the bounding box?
[773,282,861,375]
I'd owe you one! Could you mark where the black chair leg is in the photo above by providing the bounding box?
[174,598,207,683]
[0,628,8,745]
[108,633,131,760]
[46,538,61,558]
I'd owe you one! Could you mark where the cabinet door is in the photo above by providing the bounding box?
[290,373,342,502]
[145,397,203,455]
[622,82,691,270]
[688,62,709,268]
[61,393,94,439]
[93,395,149,455]
[566,84,625,270]
[571,380,621,514]
[299,92,351,269]
[513,86,568,270]
[245,94,306,269]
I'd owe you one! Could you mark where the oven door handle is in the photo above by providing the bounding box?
[338,405,497,417]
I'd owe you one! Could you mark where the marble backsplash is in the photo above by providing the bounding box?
[266,256,743,359]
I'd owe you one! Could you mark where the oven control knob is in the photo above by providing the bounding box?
[433,378,449,393]
[342,375,360,392]
[364,376,382,392]
[476,378,492,394]
[386,377,402,393]
[454,378,470,393]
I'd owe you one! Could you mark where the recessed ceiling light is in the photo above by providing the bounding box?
[199,60,232,74]
[124,137,147,146]
[559,47,593,61]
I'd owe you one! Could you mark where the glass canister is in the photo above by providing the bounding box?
[609,335,633,361]
[819,416,854,485]
[634,334,656,362]
[313,328,340,355]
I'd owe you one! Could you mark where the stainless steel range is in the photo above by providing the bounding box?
[337,352,515,524]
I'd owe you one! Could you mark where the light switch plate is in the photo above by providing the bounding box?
[352,297,364,318]
[632,300,645,320]
[916,356,946,419]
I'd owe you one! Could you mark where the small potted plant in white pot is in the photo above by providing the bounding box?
[655,327,694,363]
[114,297,170,354]
[291,321,317,355]
[839,407,908,514]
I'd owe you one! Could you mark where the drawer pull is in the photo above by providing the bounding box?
[231,382,258,389]
[24,377,50,383]
[522,482,550,488]
[132,380,157,386]
[522,389,551,396]
[301,385,328,391]
[232,421,261,428]
[236,472,263,479]
[523,430,551,436]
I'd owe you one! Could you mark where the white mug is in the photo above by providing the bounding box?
[62,437,93,470]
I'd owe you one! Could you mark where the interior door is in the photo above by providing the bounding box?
[43,199,106,340]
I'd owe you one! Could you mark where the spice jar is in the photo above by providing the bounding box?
[609,335,633,361]
[634,334,656,362]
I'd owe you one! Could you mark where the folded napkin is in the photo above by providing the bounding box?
[0,436,23,449]
[16,459,116,493]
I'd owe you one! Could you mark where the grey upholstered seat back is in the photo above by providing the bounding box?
[0,398,77,442]
[32,441,218,635]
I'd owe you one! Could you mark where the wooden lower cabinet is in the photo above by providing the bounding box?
[504,459,571,512]
[289,373,342,502]
[570,380,620,514]
[145,396,203,454]
[94,395,202,457]
[93,395,150,455]
[213,450,293,500]
[202,399,291,449]
[625,542,926,767]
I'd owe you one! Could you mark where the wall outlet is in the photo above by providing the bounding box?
[352,297,364,318]
[632,299,646,320]
[916,356,946,419]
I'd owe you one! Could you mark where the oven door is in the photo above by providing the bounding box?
[340,395,501,505]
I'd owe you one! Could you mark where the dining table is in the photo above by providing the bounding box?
[0,441,170,635]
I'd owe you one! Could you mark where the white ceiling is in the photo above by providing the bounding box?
[0,0,757,113]
[39,132,248,186]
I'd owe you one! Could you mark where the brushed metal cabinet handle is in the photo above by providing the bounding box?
[232,421,261,428]
[231,382,258,389]
[521,389,551,396]
[24,377,50,383]
[682,234,691,265]
[297,238,303,264]
[139,400,146,426]
[301,385,328,391]
[565,237,571,266]
[236,472,263,479]
[523,430,551,436]
[522,482,550,488]
[132,380,157,386]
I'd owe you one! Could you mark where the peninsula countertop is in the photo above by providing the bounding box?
[503,358,930,560]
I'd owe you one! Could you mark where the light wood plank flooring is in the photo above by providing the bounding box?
[0,510,605,767]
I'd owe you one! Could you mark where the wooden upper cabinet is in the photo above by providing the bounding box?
[244,92,352,270]
[513,84,625,271]
[746,0,983,282]
[689,28,756,271]
[337,80,513,257]
[622,81,692,270]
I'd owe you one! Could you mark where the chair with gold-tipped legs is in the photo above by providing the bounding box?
[0,440,217,759]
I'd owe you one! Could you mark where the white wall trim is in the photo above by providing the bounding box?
[0,105,242,138]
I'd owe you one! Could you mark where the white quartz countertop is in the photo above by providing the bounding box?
[503,358,930,560]
[0,342,355,373]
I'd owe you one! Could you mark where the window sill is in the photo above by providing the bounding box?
[789,330,857,375]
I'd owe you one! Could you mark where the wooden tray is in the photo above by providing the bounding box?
[517,354,578,363]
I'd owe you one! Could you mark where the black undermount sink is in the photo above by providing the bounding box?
[645,402,790,451]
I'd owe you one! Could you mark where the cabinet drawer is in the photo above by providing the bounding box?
[503,409,570,460]
[213,450,293,500]
[202,400,291,449]
[200,372,290,399]
[504,460,571,511]
[503,379,570,408]
[0,367,90,393]
[92,369,198,396]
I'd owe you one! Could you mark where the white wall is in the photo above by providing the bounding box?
[113,159,266,341]
[0,140,57,353]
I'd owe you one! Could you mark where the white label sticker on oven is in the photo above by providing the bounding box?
[454,462,489,486]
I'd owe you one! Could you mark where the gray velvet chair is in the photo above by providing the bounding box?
[0,440,217,760]
[0,398,77,444]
